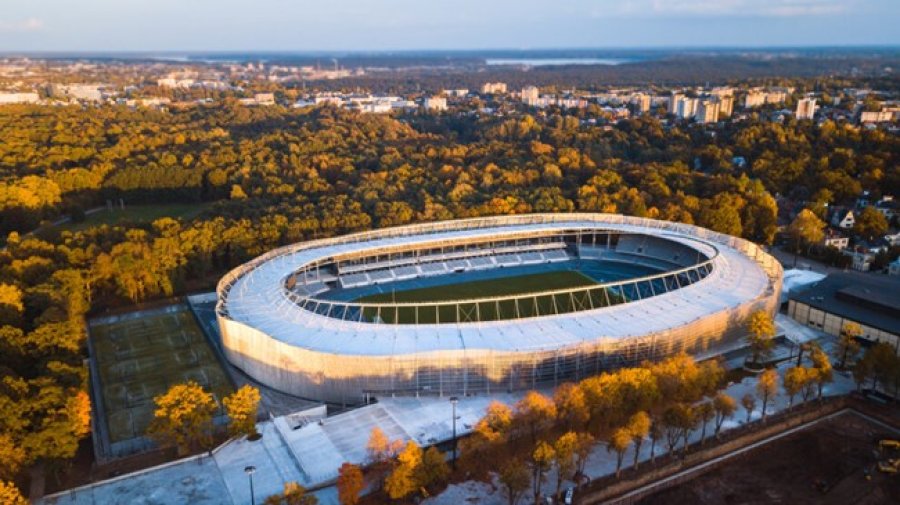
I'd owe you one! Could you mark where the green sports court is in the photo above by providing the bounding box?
[89,305,233,444]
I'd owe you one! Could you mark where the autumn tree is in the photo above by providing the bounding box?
[263,481,318,505]
[796,370,815,402]
[746,310,776,366]
[573,431,595,478]
[786,209,825,265]
[366,427,401,490]
[756,369,778,421]
[662,403,695,457]
[809,343,834,400]
[459,401,511,476]
[367,427,400,465]
[0,481,27,505]
[554,382,588,431]
[853,206,889,241]
[783,367,807,407]
[552,432,578,501]
[498,460,530,505]
[695,401,715,445]
[626,411,651,469]
[649,419,664,464]
[837,322,862,369]
[0,283,24,326]
[283,482,318,505]
[147,381,217,455]
[697,193,743,237]
[608,427,631,477]
[530,441,554,503]
[712,392,736,438]
[0,434,26,481]
[856,342,900,393]
[418,446,450,491]
[741,393,756,423]
[853,355,872,392]
[513,391,557,446]
[385,440,423,500]
[223,385,261,439]
[337,463,363,505]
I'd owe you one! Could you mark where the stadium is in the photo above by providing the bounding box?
[216,214,782,404]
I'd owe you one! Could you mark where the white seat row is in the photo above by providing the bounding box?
[340,272,371,288]
[545,249,570,262]
[368,269,396,283]
[393,265,420,280]
[495,254,522,266]
[335,249,578,289]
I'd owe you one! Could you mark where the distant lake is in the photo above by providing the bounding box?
[486,58,633,66]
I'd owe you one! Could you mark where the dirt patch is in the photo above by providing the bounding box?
[638,412,900,505]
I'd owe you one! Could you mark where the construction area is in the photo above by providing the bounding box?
[638,410,900,505]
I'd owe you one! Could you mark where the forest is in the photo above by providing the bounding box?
[0,85,898,495]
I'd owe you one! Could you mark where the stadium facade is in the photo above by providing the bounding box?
[216,214,782,404]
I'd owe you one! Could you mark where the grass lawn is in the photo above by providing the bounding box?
[355,270,625,324]
[56,202,213,233]
[357,270,597,303]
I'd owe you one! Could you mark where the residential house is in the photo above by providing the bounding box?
[831,209,855,229]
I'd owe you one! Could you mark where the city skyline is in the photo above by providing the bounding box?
[1,0,899,52]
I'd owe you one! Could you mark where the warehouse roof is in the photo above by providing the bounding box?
[789,273,900,335]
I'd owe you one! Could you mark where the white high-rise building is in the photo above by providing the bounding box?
[0,92,40,104]
[744,89,787,109]
[672,95,698,119]
[711,87,734,98]
[766,91,787,104]
[796,97,817,120]
[521,86,540,106]
[695,99,720,124]
[632,93,651,114]
[480,82,507,94]
[424,96,448,111]
[717,95,734,118]
[744,90,766,108]
[669,93,683,115]
[50,84,105,102]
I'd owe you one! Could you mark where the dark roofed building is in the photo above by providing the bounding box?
[787,273,900,353]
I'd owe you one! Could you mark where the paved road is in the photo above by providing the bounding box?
[769,245,864,277]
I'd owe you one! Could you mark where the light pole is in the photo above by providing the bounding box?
[244,465,257,505]
[449,396,459,470]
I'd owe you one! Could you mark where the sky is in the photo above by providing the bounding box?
[0,0,898,52]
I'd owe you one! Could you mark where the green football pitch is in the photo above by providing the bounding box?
[357,270,596,303]
[90,306,233,444]
[354,270,624,324]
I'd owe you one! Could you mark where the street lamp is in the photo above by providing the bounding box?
[244,465,257,505]
[449,396,459,470]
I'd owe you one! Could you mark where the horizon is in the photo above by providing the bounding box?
[2,0,899,52]
[2,45,898,64]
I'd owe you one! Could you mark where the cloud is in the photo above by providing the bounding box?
[0,17,44,33]
[593,0,851,18]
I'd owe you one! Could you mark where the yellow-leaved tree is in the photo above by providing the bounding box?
[747,310,775,366]
[0,480,28,505]
[385,440,423,500]
[223,385,261,439]
[148,381,217,455]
